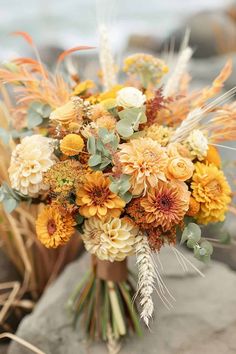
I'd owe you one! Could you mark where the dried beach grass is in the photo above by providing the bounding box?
[0,95,83,329]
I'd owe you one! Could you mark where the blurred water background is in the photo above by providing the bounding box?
[0,0,233,60]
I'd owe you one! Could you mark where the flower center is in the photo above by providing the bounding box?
[47,219,57,235]
[157,194,173,211]
[90,187,109,205]
[207,180,222,194]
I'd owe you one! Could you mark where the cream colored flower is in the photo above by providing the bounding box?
[8,135,55,197]
[116,87,146,108]
[119,137,168,195]
[185,130,208,160]
[82,216,139,261]
[144,124,173,146]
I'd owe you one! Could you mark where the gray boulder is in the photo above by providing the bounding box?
[8,248,236,354]
[162,11,236,58]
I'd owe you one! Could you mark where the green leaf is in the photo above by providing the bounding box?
[75,213,84,225]
[3,198,18,213]
[200,240,213,255]
[99,159,111,170]
[181,223,201,245]
[87,136,96,155]
[116,119,133,138]
[0,127,11,145]
[88,154,102,167]
[186,238,197,249]
[41,104,52,118]
[122,191,132,203]
[109,182,119,194]
[27,110,43,129]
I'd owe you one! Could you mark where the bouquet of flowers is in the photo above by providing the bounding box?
[0,31,235,346]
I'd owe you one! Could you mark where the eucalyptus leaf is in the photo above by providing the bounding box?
[0,127,11,145]
[3,198,18,213]
[27,110,43,129]
[116,120,133,138]
[88,154,102,167]
[87,136,96,155]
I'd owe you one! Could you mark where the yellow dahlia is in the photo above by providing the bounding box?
[191,162,231,224]
[60,134,84,156]
[82,216,139,261]
[76,171,125,219]
[119,138,168,195]
[144,124,173,146]
[8,135,55,197]
[141,181,190,231]
[36,204,75,248]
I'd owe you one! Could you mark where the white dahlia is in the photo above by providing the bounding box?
[8,135,55,197]
[82,216,139,262]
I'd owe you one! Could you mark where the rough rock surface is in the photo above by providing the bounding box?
[8,247,236,354]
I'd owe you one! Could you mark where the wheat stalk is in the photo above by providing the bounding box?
[135,234,155,327]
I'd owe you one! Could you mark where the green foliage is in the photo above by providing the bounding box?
[181,222,213,263]
[0,183,20,213]
[116,107,147,138]
[109,174,132,202]
[0,126,33,145]
[87,128,119,171]
[27,102,52,129]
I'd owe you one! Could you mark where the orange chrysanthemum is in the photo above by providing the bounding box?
[191,162,231,224]
[141,181,190,231]
[76,171,125,219]
[119,138,168,195]
[36,205,75,248]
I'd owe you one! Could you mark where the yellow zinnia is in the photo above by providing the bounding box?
[36,204,75,248]
[191,162,231,224]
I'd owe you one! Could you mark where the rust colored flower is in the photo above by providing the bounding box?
[76,171,125,219]
[141,181,190,231]
[148,226,176,251]
[186,197,200,217]
[36,204,75,248]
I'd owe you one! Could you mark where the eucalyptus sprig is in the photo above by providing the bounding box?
[27,102,52,129]
[109,174,132,203]
[181,222,213,263]
[0,182,22,213]
[116,107,147,138]
[87,128,119,171]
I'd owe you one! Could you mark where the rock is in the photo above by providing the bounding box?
[8,248,236,354]
[162,11,236,58]
[127,34,161,53]
[189,54,236,91]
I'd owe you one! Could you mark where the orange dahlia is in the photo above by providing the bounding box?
[191,162,231,224]
[76,171,125,219]
[141,181,190,231]
[119,138,168,195]
[36,204,75,248]
[186,197,200,217]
